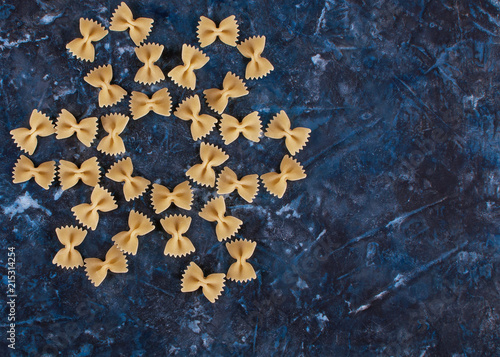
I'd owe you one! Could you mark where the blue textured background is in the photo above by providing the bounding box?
[1,0,499,355]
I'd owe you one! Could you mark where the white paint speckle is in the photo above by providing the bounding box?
[311,54,328,71]
[187,320,200,333]
[296,278,309,289]
[3,192,51,219]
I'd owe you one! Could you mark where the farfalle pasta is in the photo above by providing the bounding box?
[58,157,100,190]
[237,36,274,79]
[186,143,228,187]
[12,155,55,190]
[161,215,195,257]
[55,109,98,147]
[52,226,87,269]
[112,210,154,255]
[134,43,165,85]
[174,95,217,140]
[219,111,261,145]
[106,157,151,201]
[97,113,129,156]
[84,65,127,107]
[84,245,128,287]
[110,2,153,46]
[181,262,225,303]
[10,109,55,155]
[199,196,242,241]
[151,181,193,213]
[66,18,108,62]
[168,44,209,89]
[71,185,118,230]
[226,239,257,282]
[203,72,249,114]
[265,110,311,155]
[261,155,306,198]
[197,15,239,47]
[217,167,259,203]
[129,88,171,120]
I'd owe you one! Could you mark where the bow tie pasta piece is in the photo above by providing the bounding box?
[10,109,55,155]
[197,15,239,47]
[199,196,242,241]
[265,110,311,156]
[129,88,171,120]
[186,143,229,187]
[174,95,217,141]
[112,210,154,255]
[55,109,98,147]
[226,239,257,282]
[84,65,127,107]
[84,245,128,287]
[237,36,274,80]
[59,157,101,190]
[134,43,165,85]
[97,113,129,156]
[181,262,225,303]
[217,167,259,203]
[151,181,193,213]
[168,44,209,90]
[220,111,261,145]
[12,155,55,190]
[110,2,153,46]
[52,226,87,269]
[160,215,195,257]
[106,157,151,201]
[66,18,108,62]
[261,155,306,198]
[71,185,118,230]
[203,72,249,114]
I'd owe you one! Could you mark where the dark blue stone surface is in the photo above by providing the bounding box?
[1,0,499,355]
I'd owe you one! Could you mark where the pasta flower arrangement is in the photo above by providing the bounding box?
[10,2,310,303]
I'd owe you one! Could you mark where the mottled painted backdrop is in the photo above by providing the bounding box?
[1,0,499,355]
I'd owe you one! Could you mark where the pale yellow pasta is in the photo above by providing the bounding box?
[186,143,228,187]
[112,210,154,255]
[216,167,259,203]
[203,72,248,114]
[10,109,55,155]
[52,226,87,269]
[66,18,108,62]
[168,44,209,89]
[174,95,217,140]
[197,15,239,47]
[106,157,151,201]
[219,111,261,145]
[198,196,242,241]
[55,109,98,147]
[12,155,55,190]
[129,88,171,120]
[84,245,128,287]
[181,262,225,303]
[265,110,311,155]
[97,113,129,156]
[226,238,257,282]
[160,215,195,257]
[58,157,100,191]
[237,36,274,79]
[109,2,153,46]
[71,185,118,230]
[261,155,306,199]
[151,181,193,213]
[134,43,165,85]
[84,65,127,107]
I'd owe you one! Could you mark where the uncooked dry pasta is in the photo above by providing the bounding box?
[112,210,154,255]
[265,110,311,156]
[58,157,100,191]
[106,157,151,201]
[10,109,55,155]
[84,65,127,108]
[134,43,165,85]
[97,113,129,156]
[225,238,257,282]
[66,18,108,62]
[84,245,128,287]
[168,44,209,89]
[203,72,249,114]
[109,2,153,46]
[160,214,195,257]
[129,88,172,120]
[174,95,217,141]
[151,181,193,213]
[197,15,239,47]
[71,185,118,230]
[52,226,87,269]
[181,262,225,303]
[186,143,229,187]
[199,196,242,241]
[216,166,259,203]
[261,155,306,198]
[237,36,274,80]
[219,111,261,145]
[12,155,55,190]
[55,109,98,147]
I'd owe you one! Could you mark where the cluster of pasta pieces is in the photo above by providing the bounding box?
[9,2,311,302]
